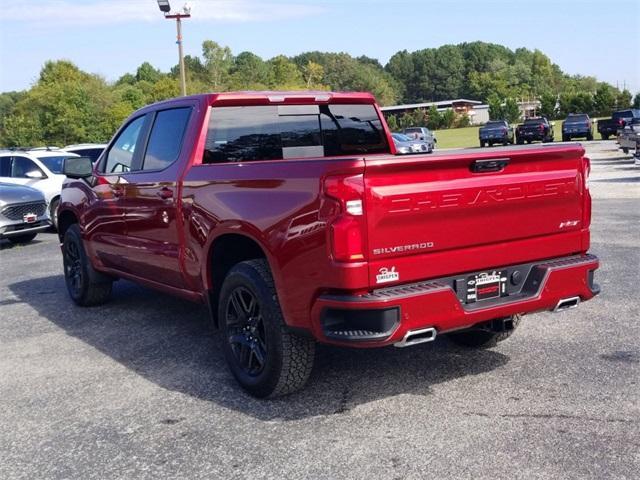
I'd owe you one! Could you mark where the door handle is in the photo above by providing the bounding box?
[471,158,510,173]
[156,187,173,199]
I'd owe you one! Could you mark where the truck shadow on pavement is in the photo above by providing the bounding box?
[10,275,509,421]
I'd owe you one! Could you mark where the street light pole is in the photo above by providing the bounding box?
[165,12,190,96]
[157,1,191,97]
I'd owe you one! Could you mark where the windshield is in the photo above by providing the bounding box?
[524,119,544,125]
[612,110,633,120]
[404,128,423,134]
[392,133,412,142]
[37,156,73,174]
[485,121,505,128]
[565,115,588,124]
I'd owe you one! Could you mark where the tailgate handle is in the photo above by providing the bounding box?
[471,158,509,173]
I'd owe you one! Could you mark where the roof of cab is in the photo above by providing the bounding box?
[147,91,377,109]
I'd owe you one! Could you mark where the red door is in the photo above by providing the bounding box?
[86,114,148,271]
[119,106,194,289]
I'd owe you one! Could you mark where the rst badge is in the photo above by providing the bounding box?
[376,267,399,284]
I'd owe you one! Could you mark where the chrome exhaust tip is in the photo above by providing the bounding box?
[394,327,437,348]
[553,296,581,312]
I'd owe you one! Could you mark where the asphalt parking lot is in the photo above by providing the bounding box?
[1,141,638,479]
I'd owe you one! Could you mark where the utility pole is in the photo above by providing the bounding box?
[157,1,191,96]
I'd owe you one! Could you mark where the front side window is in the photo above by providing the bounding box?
[104,116,146,173]
[0,156,11,177]
[143,108,192,171]
[12,157,45,178]
[203,103,388,164]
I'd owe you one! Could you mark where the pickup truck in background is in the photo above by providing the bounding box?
[597,109,640,140]
[402,127,436,151]
[478,120,514,147]
[618,117,640,156]
[57,91,600,398]
[515,117,555,144]
[562,114,593,142]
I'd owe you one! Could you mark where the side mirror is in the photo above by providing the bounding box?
[63,156,93,178]
[25,170,45,179]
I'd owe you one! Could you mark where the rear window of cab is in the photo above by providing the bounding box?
[202,104,389,164]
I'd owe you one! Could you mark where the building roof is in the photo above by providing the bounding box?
[380,98,484,112]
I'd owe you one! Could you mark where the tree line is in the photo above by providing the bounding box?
[1,40,638,146]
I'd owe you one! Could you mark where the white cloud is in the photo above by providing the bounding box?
[0,0,324,25]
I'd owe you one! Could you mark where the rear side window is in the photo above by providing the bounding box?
[11,156,45,178]
[203,103,388,164]
[143,107,192,171]
[104,116,146,173]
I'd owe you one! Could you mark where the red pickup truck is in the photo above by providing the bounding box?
[58,91,600,397]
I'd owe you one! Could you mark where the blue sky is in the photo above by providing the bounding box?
[1,0,639,95]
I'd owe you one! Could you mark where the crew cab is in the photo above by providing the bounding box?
[515,117,554,144]
[597,109,640,140]
[562,114,593,142]
[479,120,514,147]
[57,92,600,398]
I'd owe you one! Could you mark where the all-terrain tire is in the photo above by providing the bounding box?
[447,315,522,349]
[63,224,112,306]
[219,259,315,398]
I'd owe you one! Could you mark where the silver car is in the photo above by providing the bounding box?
[392,133,433,154]
[0,182,51,244]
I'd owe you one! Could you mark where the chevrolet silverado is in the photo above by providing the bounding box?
[57,92,600,397]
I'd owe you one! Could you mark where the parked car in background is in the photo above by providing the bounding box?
[0,149,79,229]
[478,120,514,147]
[562,114,593,142]
[58,91,599,398]
[597,109,640,140]
[618,117,640,155]
[515,117,554,144]
[392,133,432,154]
[0,182,50,244]
[64,144,107,163]
[402,127,436,151]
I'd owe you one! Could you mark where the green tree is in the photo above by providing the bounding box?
[633,93,640,109]
[616,89,632,109]
[385,114,399,131]
[488,95,504,120]
[539,93,557,119]
[202,40,233,89]
[503,98,521,123]
[593,84,616,116]
[303,61,324,88]
[135,62,162,83]
[426,105,441,130]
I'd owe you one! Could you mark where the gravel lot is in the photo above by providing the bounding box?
[1,141,638,479]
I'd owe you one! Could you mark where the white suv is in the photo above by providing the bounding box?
[0,149,79,229]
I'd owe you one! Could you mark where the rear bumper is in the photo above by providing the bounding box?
[310,254,599,347]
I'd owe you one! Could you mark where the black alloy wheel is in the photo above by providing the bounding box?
[64,237,84,298]
[225,286,268,376]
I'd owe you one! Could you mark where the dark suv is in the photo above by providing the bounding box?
[562,114,593,142]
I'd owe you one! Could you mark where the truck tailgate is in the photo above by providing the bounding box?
[363,145,588,287]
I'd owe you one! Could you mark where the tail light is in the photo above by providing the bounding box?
[618,119,624,126]
[539,124,544,132]
[582,157,592,227]
[322,174,366,262]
